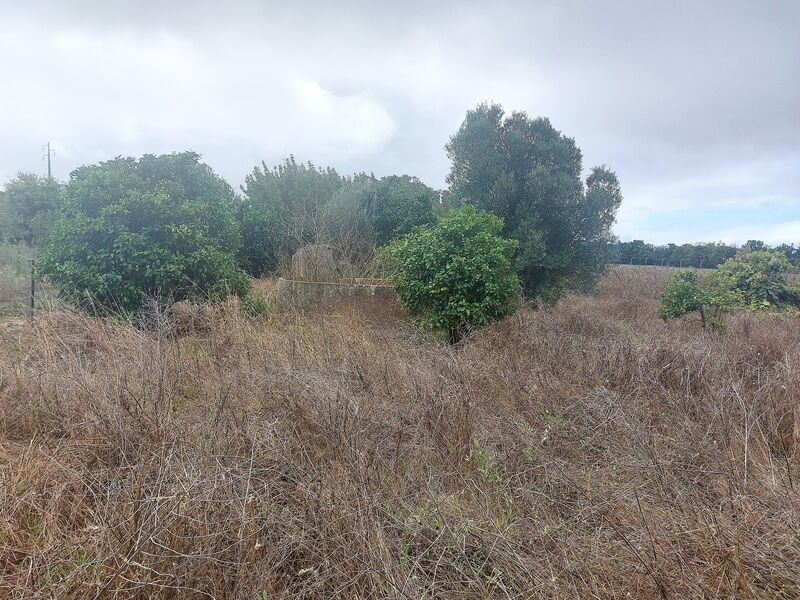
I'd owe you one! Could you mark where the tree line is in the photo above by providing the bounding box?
[1,102,626,338]
[612,239,800,269]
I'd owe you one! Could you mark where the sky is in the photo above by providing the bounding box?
[1,0,798,245]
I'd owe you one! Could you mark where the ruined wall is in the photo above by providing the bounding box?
[275,278,406,321]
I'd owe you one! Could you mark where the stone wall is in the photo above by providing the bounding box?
[275,278,406,321]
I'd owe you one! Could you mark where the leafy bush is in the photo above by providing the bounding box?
[369,176,435,246]
[239,161,435,278]
[38,152,250,315]
[658,270,728,329]
[377,205,520,343]
[658,270,708,320]
[1,172,61,245]
[659,250,800,328]
[239,157,349,275]
[708,250,800,310]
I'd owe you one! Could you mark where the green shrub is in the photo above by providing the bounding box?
[1,172,61,246]
[239,157,348,276]
[38,152,250,315]
[659,249,800,329]
[370,176,435,246]
[658,269,728,329]
[238,162,435,277]
[707,249,800,310]
[658,270,708,320]
[377,205,520,343]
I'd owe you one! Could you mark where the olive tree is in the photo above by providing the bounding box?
[446,103,622,301]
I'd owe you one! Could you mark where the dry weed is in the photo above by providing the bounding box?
[0,266,798,598]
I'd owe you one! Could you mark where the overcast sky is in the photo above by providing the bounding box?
[1,0,798,245]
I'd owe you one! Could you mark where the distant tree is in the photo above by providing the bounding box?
[1,172,61,245]
[0,189,11,242]
[446,103,622,301]
[617,240,652,264]
[774,243,799,266]
[613,240,737,268]
[377,205,520,343]
[744,239,766,252]
[38,152,249,315]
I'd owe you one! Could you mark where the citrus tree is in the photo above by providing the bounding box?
[377,205,520,343]
[38,152,250,315]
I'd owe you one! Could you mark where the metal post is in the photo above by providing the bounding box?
[28,259,35,320]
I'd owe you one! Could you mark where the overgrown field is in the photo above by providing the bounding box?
[1,266,798,598]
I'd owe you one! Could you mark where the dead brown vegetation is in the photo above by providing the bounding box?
[1,266,798,598]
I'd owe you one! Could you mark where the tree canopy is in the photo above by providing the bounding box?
[38,152,249,314]
[239,158,436,277]
[0,172,61,245]
[238,156,352,276]
[446,103,622,301]
[368,175,435,246]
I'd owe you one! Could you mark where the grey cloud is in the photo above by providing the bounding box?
[1,0,798,242]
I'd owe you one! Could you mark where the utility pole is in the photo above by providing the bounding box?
[42,142,55,179]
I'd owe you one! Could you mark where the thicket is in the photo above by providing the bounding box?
[659,249,800,328]
[38,152,250,315]
[0,172,60,245]
[238,158,435,277]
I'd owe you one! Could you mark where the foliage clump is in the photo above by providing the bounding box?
[658,270,723,329]
[377,205,520,343]
[238,157,347,276]
[0,172,61,245]
[368,175,435,246]
[709,249,800,310]
[446,103,622,302]
[38,152,250,315]
[659,249,800,328]
[238,159,435,277]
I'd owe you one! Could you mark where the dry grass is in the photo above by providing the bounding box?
[1,265,798,599]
